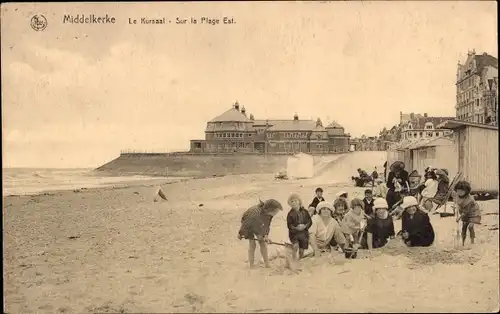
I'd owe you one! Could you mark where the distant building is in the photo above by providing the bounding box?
[190,101,350,154]
[350,135,385,151]
[400,113,454,143]
[456,50,498,125]
[400,112,424,126]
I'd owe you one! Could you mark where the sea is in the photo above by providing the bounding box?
[3,168,181,196]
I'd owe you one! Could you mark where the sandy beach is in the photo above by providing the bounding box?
[3,154,499,313]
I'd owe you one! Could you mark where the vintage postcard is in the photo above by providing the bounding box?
[2,1,498,313]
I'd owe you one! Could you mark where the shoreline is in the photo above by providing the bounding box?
[3,177,191,198]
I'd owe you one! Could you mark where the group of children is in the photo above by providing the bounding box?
[238,180,482,268]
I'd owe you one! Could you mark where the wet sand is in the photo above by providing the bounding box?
[3,172,499,313]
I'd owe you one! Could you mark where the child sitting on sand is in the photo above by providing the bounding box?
[454,180,482,246]
[238,199,283,268]
[342,198,366,247]
[333,191,349,223]
[308,187,325,216]
[287,193,313,259]
[363,189,375,218]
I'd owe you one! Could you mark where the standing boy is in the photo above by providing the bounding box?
[287,193,312,259]
[454,181,482,245]
[238,199,283,268]
[308,187,325,216]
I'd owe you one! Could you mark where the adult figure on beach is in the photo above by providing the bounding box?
[383,161,388,182]
[418,169,439,213]
[363,198,395,250]
[352,168,372,187]
[386,161,409,209]
[309,201,347,256]
[400,196,435,247]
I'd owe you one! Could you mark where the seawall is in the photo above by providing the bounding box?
[95,152,346,178]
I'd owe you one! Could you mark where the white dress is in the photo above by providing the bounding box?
[309,215,346,248]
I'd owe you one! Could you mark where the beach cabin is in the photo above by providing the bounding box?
[408,137,458,179]
[286,152,314,179]
[437,120,499,194]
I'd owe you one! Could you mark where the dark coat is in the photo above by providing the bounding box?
[287,207,312,240]
[309,196,325,213]
[401,210,435,247]
[364,216,395,249]
[386,170,409,191]
[363,198,375,216]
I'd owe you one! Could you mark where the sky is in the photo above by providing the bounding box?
[1,1,498,168]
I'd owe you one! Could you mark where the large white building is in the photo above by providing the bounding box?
[456,50,498,125]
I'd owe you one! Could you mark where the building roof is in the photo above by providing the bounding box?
[475,53,498,74]
[406,116,455,130]
[437,119,499,131]
[325,121,344,129]
[209,108,251,123]
[405,138,430,150]
[410,137,453,150]
[266,120,318,131]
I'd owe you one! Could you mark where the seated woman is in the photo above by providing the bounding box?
[309,201,347,256]
[362,198,395,249]
[386,161,409,209]
[400,196,435,247]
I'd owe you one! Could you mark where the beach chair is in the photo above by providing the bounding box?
[429,172,462,217]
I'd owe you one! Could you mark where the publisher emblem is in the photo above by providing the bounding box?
[31,15,47,31]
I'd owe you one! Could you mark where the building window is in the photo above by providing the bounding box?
[419,132,423,137]
[435,132,440,137]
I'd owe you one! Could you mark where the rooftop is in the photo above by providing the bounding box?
[209,107,251,123]
[266,120,317,131]
[437,119,499,130]
[405,116,455,129]
[325,121,344,129]
[475,53,498,73]
[208,103,346,132]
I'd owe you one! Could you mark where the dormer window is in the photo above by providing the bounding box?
[424,122,434,130]
[407,123,412,129]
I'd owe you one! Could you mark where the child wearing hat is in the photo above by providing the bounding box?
[333,191,349,223]
[309,201,348,255]
[364,198,395,250]
[287,193,313,259]
[454,180,482,245]
[308,187,325,216]
[238,199,283,268]
[400,196,435,247]
[341,198,366,247]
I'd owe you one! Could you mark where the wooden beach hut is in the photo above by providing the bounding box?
[408,137,458,179]
[437,120,499,194]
